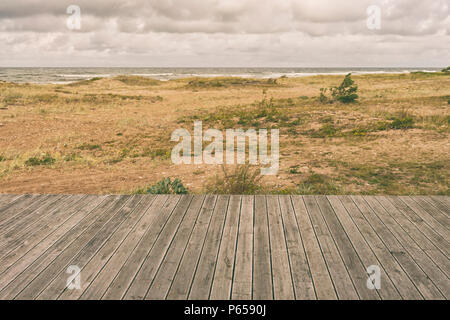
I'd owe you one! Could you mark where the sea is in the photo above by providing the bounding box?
[0,67,441,84]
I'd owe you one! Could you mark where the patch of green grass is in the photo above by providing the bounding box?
[179,96,300,130]
[186,77,279,89]
[390,117,415,129]
[63,153,81,162]
[329,160,449,195]
[0,155,5,162]
[411,71,450,78]
[141,148,171,160]
[135,178,188,194]
[388,109,415,130]
[296,173,344,195]
[67,77,103,87]
[32,94,59,103]
[289,166,301,174]
[2,92,23,105]
[78,143,102,151]
[25,154,56,166]
[306,123,341,138]
[115,76,160,86]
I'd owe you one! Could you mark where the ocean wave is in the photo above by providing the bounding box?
[56,74,111,78]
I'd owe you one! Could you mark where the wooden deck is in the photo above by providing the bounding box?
[0,194,448,300]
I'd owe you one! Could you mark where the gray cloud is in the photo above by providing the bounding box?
[0,0,449,67]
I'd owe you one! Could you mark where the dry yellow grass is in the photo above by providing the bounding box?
[0,73,448,195]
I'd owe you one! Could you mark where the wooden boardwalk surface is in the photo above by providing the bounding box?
[0,194,448,300]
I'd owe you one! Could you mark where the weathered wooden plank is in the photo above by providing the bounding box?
[101,195,180,300]
[363,196,449,298]
[79,195,167,299]
[303,196,358,300]
[146,196,205,300]
[166,195,217,300]
[408,197,449,230]
[278,196,315,300]
[291,196,335,300]
[315,196,379,300]
[327,196,401,300]
[338,196,422,300]
[0,195,83,258]
[266,195,294,300]
[0,195,66,242]
[0,194,36,222]
[231,195,253,300]
[0,194,447,301]
[16,195,138,300]
[123,195,193,300]
[399,197,449,243]
[0,195,87,269]
[189,196,229,300]
[377,196,450,275]
[430,196,450,214]
[0,196,106,287]
[0,195,120,299]
[351,196,444,300]
[55,196,157,300]
[0,195,22,210]
[0,195,52,235]
[36,195,149,300]
[387,196,449,257]
[421,196,449,216]
[250,195,272,300]
[209,195,241,300]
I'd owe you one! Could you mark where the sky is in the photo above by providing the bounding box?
[0,0,449,67]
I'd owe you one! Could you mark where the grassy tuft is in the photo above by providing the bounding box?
[297,173,344,195]
[205,165,264,194]
[25,154,56,166]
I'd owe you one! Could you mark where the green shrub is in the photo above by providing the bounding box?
[137,178,188,194]
[319,73,359,104]
[25,154,56,166]
[331,74,359,103]
[205,165,264,194]
[441,66,450,73]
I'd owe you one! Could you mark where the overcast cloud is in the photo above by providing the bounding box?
[0,0,449,67]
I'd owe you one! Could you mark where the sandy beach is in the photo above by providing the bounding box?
[0,72,449,195]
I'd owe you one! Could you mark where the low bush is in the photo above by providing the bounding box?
[319,73,359,104]
[137,178,188,194]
